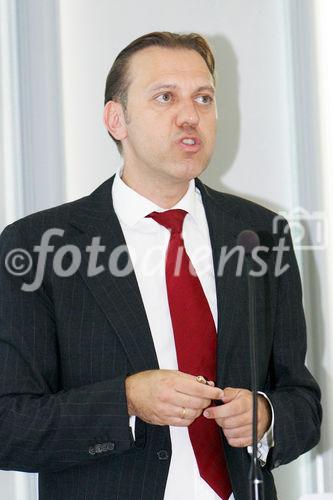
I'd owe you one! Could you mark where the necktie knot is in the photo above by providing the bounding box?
[146,209,188,235]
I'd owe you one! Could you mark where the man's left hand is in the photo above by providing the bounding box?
[203,387,271,448]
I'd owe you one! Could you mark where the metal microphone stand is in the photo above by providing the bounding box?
[248,268,265,500]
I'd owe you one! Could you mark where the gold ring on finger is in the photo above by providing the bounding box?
[181,407,187,419]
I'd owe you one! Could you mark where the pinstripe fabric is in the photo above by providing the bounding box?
[0,176,321,500]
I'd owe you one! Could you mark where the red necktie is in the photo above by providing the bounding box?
[147,209,232,500]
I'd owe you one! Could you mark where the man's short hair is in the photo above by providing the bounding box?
[104,31,215,153]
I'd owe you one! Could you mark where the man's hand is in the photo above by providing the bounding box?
[203,387,272,447]
[125,369,223,427]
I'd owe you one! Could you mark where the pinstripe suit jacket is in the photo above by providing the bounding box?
[0,176,321,500]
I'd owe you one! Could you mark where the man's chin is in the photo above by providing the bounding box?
[175,157,209,179]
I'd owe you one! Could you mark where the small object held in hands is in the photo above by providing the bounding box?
[196,375,208,384]
[195,374,223,405]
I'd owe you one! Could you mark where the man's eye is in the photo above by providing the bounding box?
[195,95,213,104]
[156,93,172,103]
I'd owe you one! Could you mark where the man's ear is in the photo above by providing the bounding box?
[103,101,128,141]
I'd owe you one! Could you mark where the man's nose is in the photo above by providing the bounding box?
[175,100,200,128]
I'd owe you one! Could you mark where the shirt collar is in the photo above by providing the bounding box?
[112,166,201,229]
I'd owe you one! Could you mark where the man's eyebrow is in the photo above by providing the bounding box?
[147,83,215,94]
[148,83,177,93]
[196,85,215,94]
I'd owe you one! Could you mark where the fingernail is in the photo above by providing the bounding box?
[203,410,210,418]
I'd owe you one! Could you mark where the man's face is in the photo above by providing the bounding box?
[121,46,217,188]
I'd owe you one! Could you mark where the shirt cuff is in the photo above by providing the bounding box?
[129,415,136,440]
[247,391,275,466]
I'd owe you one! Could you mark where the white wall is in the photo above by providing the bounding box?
[312,0,333,490]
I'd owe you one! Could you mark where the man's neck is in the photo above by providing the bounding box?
[120,168,190,209]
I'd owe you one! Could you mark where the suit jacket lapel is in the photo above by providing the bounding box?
[196,179,242,387]
[68,176,159,374]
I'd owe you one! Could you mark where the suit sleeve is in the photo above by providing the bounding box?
[0,222,134,473]
[265,221,322,469]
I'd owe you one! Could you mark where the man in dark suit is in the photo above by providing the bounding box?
[0,32,321,499]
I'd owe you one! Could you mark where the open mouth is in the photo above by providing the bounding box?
[178,136,202,152]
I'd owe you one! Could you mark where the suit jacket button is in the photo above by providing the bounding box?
[106,442,115,451]
[100,443,108,452]
[157,450,169,460]
[88,446,96,455]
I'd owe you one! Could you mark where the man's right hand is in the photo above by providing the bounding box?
[125,369,224,427]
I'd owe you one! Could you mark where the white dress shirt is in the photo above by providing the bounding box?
[112,168,273,500]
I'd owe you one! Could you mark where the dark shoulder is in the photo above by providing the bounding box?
[1,196,88,240]
[1,176,113,240]
[201,183,283,231]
